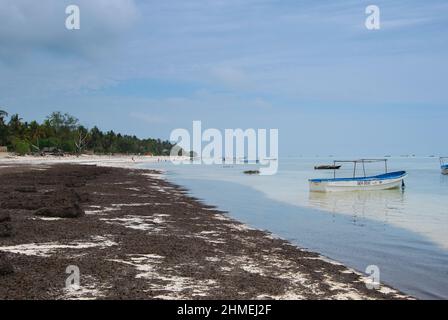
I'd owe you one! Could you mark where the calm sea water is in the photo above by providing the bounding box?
[141,157,448,299]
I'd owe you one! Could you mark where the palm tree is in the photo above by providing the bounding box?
[0,109,7,124]
[0,109,8,146]
[8,114,24,137]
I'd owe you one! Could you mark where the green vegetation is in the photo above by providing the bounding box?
[0,110,173,155]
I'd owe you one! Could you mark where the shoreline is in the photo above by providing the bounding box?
[0,157,411,299]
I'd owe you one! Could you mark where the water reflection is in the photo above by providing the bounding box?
[308,189,406,226]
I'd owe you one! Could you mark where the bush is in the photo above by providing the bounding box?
[60,140,76,153]
[39,137,60,149]
[12,139,30,155]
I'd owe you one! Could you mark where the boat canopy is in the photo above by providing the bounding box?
[440,157,448,166]
[330,159,389,179]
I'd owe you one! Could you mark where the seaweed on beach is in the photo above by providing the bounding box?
[0,164,411,300]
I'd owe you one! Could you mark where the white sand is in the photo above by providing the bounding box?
[31,217,63,221]
[0,154,188,171]
[108,254,218,299]
[0,236,117,257]
[100,214,168,233]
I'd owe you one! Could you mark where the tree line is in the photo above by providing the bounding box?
[0,109,173,156]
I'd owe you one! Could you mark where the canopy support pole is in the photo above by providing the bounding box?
[362,160,366,177]
[333,160,336,178]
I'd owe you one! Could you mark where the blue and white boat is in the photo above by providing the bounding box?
[309,159,407,192]
[440,157,448,175]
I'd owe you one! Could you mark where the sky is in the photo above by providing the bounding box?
[0,0,447,156]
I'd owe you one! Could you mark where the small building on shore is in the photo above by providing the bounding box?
[0,146,8,158]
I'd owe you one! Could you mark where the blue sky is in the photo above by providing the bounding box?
[0,0,447,156]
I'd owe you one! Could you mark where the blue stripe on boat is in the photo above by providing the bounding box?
[309,171,407,183]
[442,165,448,169]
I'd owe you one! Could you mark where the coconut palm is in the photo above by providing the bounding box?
[0,109,7,122]
[0,109,8,145]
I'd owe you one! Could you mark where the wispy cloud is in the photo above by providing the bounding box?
[0,0,139,61]
[1,0,447,154]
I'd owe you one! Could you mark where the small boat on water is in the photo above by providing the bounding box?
[314,165,341,170]
[309,159,407,192]
[440,157,448,175]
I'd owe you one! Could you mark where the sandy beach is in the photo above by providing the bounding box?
[0,156,410,300]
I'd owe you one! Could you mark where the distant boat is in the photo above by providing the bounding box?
[442,166,448,175]
[235,157,259,164]
[309,159,407,192]
[440,157,448,175]
[243,170,260,175]
[314,165,341,170]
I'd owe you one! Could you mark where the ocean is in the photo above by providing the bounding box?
[142,157,448,299]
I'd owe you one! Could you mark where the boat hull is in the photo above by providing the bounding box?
[440,165,448,174]
[309,172,407,192]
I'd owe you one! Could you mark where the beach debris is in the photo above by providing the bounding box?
[14,186,37,193]
[0,212,10,223]
[0,253,14,276]
[1,183,89,211]
[3,183,89,218]
[34,203,85,218]
[65,180,87,188]
[0,212,13,237]
[0,164,411,300]
[49,187,88,207]
[0,223,13,238]
[73,190,90,203]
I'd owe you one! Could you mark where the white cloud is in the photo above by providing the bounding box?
[0,0,139,61]
[0,0,447,111]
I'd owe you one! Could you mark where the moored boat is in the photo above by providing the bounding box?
[309,159,407,192]
[440,157,448,175]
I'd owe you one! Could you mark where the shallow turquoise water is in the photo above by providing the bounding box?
[142,157,448,299]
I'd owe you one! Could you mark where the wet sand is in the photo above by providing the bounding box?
[0,163,410,299]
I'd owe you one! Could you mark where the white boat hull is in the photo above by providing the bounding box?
[442,168,448,175]
[309,176,406,192]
